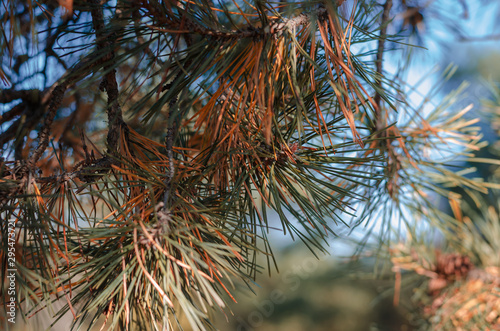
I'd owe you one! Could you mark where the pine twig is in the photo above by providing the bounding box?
[90,0,125,153]
[374,0,393,127]
[35,156,116,185]
[0,89,39,104]
[162,77,181,209]
[163,128,176,208]
[0,103,25,125]
[29,85,67,166]
[147,6,329,39]
[27,60,95,166]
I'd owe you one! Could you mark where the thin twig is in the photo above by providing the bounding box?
[0,103,25,125]
[35,156,116,184]
[90,0,125,153]
[163,125,176,208]
[29,85,67,165]
[459,34,500,42]
[147,6,329,39]
[374,0,393,125]
[162,73,181,208]
[0,89,39,104]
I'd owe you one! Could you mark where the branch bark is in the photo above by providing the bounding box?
[35,156,116,185]
[90,0,125,154]
[374,0,393,127]
[147,6,329,39]
[0,89,40,104]
[29,85,67,165]
[162,126,176,208]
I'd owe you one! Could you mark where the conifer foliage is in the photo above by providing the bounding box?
[0,0,494,330]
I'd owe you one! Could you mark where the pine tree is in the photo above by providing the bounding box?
[0,0,497,330]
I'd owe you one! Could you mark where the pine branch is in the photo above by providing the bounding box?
[29,85,67,166]
[163,127,176,207]
[0,89,40,104]
[147,6,329,39]
[374,0,393,127]
[0,104,24,125]
[90,0,125,153]
[35,156,116,184]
